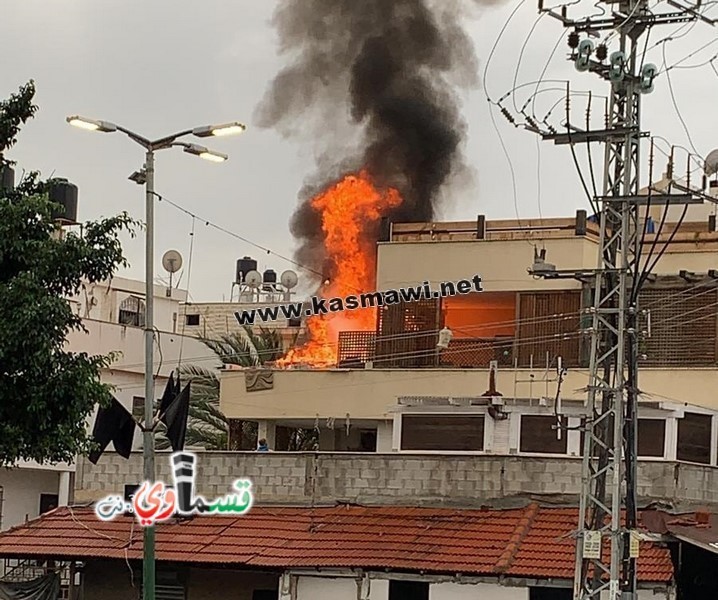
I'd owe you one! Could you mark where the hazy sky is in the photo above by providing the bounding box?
[3,0,717,301]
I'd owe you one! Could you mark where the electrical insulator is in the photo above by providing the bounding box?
[639,63,658,93]
[500,107,516,125]
[609,51,626,82]
[596,44,608,61]
[568,31,580,49]
[575,39,594,72]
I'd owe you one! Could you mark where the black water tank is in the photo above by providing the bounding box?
[49,178,78,224]
[262,269,277,291]
[0,165,14,193]
[236,256,257,283]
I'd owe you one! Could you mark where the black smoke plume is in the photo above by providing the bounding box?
[256,0,479,278]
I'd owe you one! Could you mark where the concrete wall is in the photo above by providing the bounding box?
[0,469,61,530]
[220,367,718,420]
[430,582,526,599]
[66,319,212,378]
[375,237,594,292]
[294,576,389,600]
[376,222,718,293]
[74,452,718,508]
[69,276,187,333]
[179,301,307,346]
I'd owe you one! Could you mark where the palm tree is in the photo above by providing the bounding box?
[155,326,284,451]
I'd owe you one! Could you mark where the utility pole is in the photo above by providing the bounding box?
[527,1,715,598]
[67,115,243,600]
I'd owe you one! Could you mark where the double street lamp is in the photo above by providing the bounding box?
[67,115,245,600]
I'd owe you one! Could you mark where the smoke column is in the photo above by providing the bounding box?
[256,0,480,278]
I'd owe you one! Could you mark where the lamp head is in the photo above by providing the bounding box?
[192,122,246,138]
[66,115,117,133]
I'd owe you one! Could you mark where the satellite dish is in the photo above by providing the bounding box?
[244,270,263,288]
[705,149,718,177]
[280,269,298,289]
[162,250,183,274]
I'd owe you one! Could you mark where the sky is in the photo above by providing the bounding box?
[2,0,717,301]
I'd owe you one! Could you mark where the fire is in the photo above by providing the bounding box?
[276,171,402,368]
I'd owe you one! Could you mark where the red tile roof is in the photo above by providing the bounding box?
[0,504,673,583]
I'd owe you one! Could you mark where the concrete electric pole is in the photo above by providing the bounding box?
[524,1,716,598]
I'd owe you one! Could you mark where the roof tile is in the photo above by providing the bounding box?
[0,505,672,583]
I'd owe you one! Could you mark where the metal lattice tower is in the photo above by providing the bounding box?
[533,1,714,598]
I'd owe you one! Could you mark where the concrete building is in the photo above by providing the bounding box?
[0,276,209,532]
[178,256,307,347]
[219,210,718,460]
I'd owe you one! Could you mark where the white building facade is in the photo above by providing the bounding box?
[0,276,209,531]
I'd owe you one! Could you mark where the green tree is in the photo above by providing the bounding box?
[0,81,138,466]
[156,327,285,451]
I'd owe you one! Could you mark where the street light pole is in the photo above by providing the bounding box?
[143,148,156,599]
[66,115,245,600]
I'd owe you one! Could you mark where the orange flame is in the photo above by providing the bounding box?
[276,171,402,368]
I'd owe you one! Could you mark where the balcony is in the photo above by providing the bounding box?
[75,451,718,509]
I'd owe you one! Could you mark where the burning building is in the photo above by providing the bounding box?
[257,0,479,367]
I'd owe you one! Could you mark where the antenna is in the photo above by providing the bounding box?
[280,270,298,301]
[161,250,183,297]
[244,270,262,289]
[705,149,718,177]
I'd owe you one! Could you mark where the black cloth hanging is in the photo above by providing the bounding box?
[158,371,180,415]
[160,382,190,452]
[88,396,136,464]
[0,573,60,600]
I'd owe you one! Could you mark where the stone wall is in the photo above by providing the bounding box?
[74,452,718,508]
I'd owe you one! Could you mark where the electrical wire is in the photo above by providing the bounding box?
[662,43,701,156]
[530,30,566,121]
[107,278,718,382]
[177,216,196,369]
[512,13,546,112]
[113,305,718,401]
[152,192,325,281]
[482,0,528,104]
[488,104,527,232]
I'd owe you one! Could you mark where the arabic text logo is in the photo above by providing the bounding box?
[94,452,253,526]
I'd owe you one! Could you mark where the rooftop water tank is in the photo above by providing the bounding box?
[0,165,14,193]
[49,178,78,224]
[236,256,257,283]
[262,269,277,291]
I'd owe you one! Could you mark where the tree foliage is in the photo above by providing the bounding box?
[0,81,138,466]
[155,327,285,451]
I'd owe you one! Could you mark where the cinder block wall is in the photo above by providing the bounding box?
[74,452,718,508]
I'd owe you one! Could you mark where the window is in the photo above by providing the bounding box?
[389,580,429,600]
[520,415,567,454]
[637,419,666,457]
[119,295,145,327]
[677,412,712,464]
[185,314,200,326]
[530,588,572,600]
[39,494,59,515]
[132,396,145,419]
[287,317,301,327]
[401,415,485,451]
